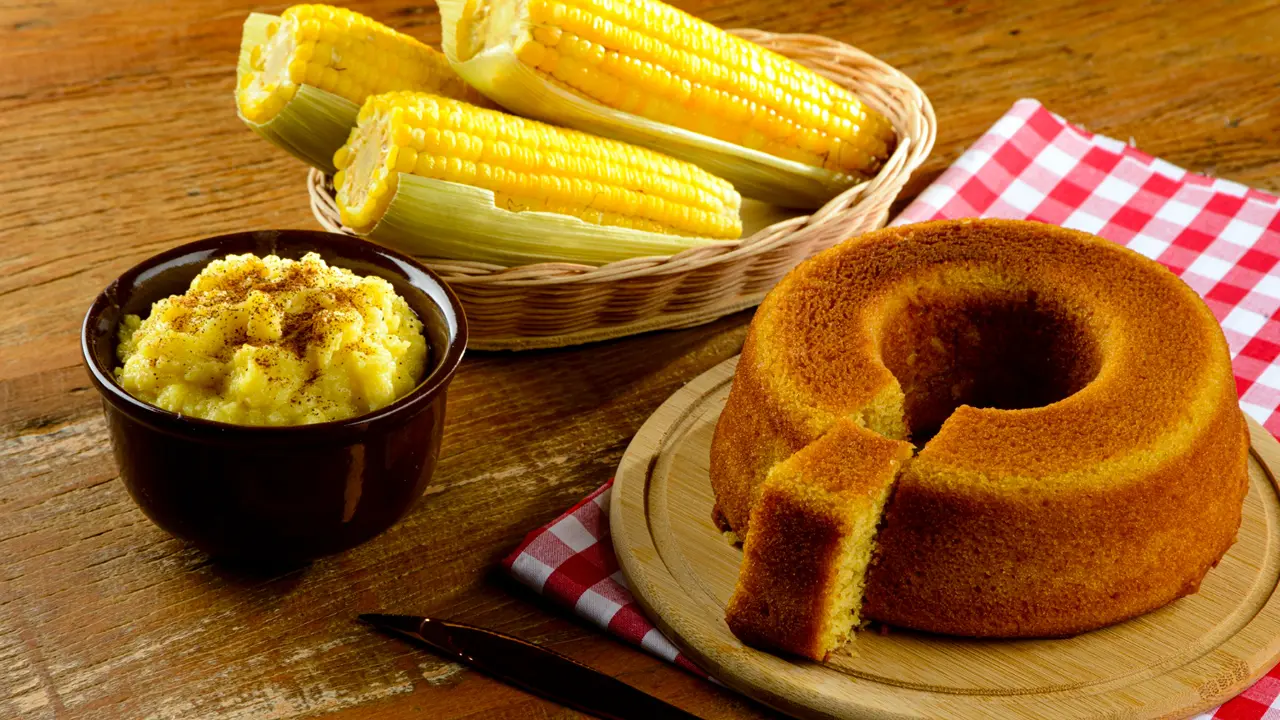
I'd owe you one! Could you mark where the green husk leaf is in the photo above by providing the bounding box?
[235,13,359,173]
[362,174,731,266]
[436,0,863,209]
[240,86,359,173]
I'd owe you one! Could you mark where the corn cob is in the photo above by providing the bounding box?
[437,0,896,208]
[334,91,742,265]
[236,5,489,172]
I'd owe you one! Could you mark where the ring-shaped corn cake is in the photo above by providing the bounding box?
[710,219,1250,660]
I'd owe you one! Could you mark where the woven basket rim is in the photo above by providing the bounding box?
[308,27,937,288]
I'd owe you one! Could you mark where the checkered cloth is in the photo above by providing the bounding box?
[504,99,1280,719]
[502,481,706,676]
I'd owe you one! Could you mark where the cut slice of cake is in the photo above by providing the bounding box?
[724,420,913,661]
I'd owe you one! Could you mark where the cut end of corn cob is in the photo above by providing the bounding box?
[234,4,483,125]
[237,4,488,126]
[445,0,896,183]
[235,5,498,173]
[335,91,742,241]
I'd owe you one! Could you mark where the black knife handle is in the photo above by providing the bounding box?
[426,618,704,720]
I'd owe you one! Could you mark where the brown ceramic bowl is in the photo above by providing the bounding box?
[81,230,467,562]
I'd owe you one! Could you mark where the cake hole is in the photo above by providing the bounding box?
[878,286,1102,444]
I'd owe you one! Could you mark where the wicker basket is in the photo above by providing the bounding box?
[309,29,936,350]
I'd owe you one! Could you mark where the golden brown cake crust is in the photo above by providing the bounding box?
[724,487,847,660]
[864,388,1248,636]
[725,421,913,660]
[711,218,1250,642]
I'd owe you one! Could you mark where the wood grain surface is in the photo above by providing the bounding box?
[612,357,1280,720]
[1,1,1278,718]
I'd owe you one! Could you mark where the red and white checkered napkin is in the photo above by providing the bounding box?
[504,99,1280,719]
[502,481,707,677]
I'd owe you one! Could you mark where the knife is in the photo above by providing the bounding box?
[359,613,704,720]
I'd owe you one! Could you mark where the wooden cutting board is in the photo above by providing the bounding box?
[611,356,1280,720]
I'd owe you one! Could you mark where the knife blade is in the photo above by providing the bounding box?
[359,613,704,720]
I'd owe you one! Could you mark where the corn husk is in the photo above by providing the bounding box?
[435,0,864,209]
[360,174,732,266]
[236,13,358,173]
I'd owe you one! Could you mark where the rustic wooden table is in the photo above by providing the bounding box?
[2,1,1278,718]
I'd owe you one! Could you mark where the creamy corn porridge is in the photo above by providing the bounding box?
[115,252,428,425]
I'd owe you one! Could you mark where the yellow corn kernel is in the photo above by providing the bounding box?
[335,91,741,238]
[237,4,490,126]
[458,0,894,178]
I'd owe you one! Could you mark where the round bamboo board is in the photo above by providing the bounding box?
[611,356,1280,720]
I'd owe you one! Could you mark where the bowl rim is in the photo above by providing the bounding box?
[80,229,468,438]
